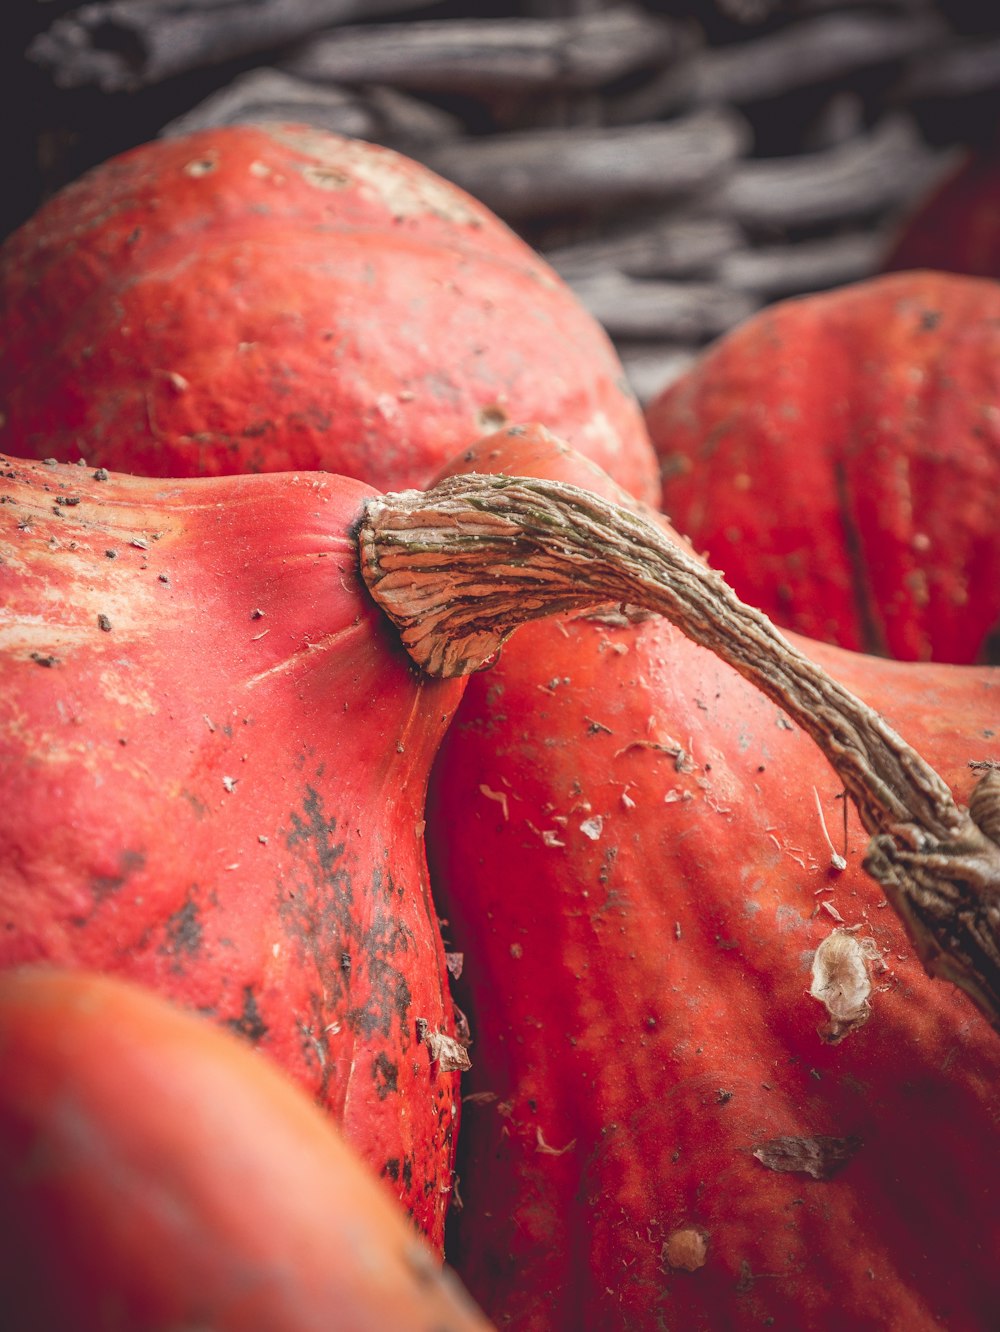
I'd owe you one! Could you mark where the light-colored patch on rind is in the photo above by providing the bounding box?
[662,1226,709,1272]
[578,409,632,460]
[264,124,485,226]
[0,544,176,649]
[809,929,880,1043]
[94,664,160,716]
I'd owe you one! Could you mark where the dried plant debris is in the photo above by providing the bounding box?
[753,1133,862,1181]
[809,929,883,1043]
[416,1016,471,1073]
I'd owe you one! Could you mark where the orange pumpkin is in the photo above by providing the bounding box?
[0,123,657,504]
[0,967,493,1332]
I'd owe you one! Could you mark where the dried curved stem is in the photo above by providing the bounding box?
[359,472,1000,1032]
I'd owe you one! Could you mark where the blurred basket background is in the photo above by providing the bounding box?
[6,0,1000,404]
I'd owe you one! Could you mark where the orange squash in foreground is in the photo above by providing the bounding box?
[0,967,493,1332]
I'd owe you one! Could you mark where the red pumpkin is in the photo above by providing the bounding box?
[0,123,657,503]
[0,967,493,1332]
[0,452,467,1249]
[645,271,1000,664]
[883,148,1000,279]
[417,427,1000,1331]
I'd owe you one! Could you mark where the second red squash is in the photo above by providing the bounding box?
[646,271,1000,664]
[423,427,1000,1331]
[0,123,658,504]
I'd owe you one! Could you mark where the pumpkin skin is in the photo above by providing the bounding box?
[0,967,494,1332]
[426,427,1000,1331]
[0,122,657,503]
[0,452,466,1249]
[645,270,1000,664]
[883,149,1000,279]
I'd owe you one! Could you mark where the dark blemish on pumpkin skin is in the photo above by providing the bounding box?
[347,955,414,1041]
[383,1158,401,1182]
[286,786,348,891]
[372,1051,400,1100]
[224,986,268,1043]
[279,785,417,1042]
[162,892,203,961]
[92,849,146,902]
[180,789,210,821]
[598,846,618,887]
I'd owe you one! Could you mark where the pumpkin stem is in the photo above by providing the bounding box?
[360,472,1000,1033]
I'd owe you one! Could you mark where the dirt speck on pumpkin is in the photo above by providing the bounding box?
[476,403,509,433]
[184,155,218,177]
[662,1226,709,1273]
